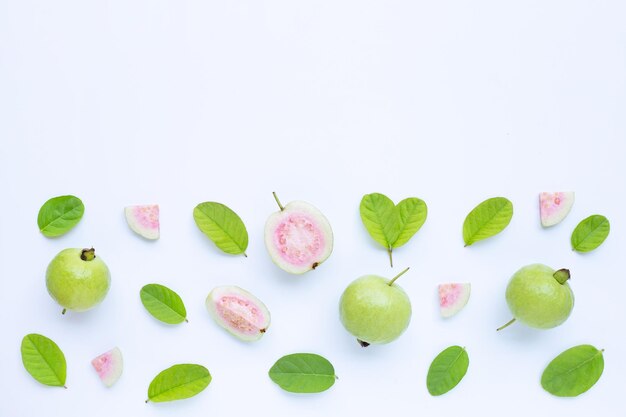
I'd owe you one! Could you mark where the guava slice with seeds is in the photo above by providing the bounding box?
[539,192,574,227]
[438,283,471,318]
[91,347,123,387]
[264,193,333,274]
[205,286,270,342]
[125,204,160,240]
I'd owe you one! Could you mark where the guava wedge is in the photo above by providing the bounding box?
[205,286,270,342]
[125,204,160,240]
[438,283,471,318]
[539,192,574,227]
[91,347,123,387]
[264,193,333,274]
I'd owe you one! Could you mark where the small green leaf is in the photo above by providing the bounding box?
[571,215,610,253]
[360,193,427,266]
[426,345,469,396]
[140,284,187,324]
[147,364,211,403]
[193,202,249,256]
[269,353,337,393]
[21,333,67,387]
[462,197,513,246]
[37,195,84,237]
[541,345,604,397]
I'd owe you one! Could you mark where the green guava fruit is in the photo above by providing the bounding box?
[498,264,574,330]
[46,248,111,313]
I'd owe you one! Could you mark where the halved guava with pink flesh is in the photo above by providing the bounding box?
[439,283,471,318]
[539,192,574,227]
[205,286,270,342]
[91,347,123,387]
[264,194,333,274]
[124,204,160,240]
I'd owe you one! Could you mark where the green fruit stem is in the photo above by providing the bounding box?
[80,248,96,261]
[272,192,284,211]
[553,268,570,285]
[388,267,410,286]
[496,318,516,331]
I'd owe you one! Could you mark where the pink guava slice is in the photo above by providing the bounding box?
[439,283,471,318]
[205,286,271,342]
[124,204,160,240]
[539,192,574,227]
[264,200,333,274]
[91,347,123,387]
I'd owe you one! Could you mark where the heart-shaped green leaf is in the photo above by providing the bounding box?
[571,215,610,253]
[541,345,604,397]
[37,195,84,237]
[147,364,211,403]
[140,284,187,324]
[462,197,513,246]
[360,193,427,266]
[193,202,249,256]
[21,333,67,387]
[426,345,469,396]
[269,353,337,393]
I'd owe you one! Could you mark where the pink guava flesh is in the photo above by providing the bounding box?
[439,283,471,318]
[124,204,160,240]
[273,214,325,267]
[206,286,270,342]
[91,347,123,387]
[539,192,574,227]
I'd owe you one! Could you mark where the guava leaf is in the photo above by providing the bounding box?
[462,197,513,246]
[140,284,187,324]
[268,353,336,393]
[541,345,604,397]
[426,345,469,396]
[193,202,248,256]
[147,364,211,403]
[571,215,610,253]
[394,197,428,248]
[37,195,84,237]
[21,333,67,387]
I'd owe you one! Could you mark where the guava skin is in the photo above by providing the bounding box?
[46,248,111,312]
[339,275,412,345]
[505,264,574,329]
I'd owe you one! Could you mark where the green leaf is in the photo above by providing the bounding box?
[21,333,67,387]
[268,353,337,393]
[193,202,249,256]
[147,364,211,403]
[541,345,604,397]
[359,193,428,266]
[140,284,187,324]
[426,345,469,396]
[37,195,84,237]
[571,215,610,253]
[462,197,513,246]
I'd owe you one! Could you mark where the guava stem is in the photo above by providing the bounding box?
[387,247,393,267]
[145,399,149,404]
[272,192,284,211]
[496,318,516,331]
[61,308,66,315]
[243,252,248,258]
[553,268,571,284]
[388,267,410,286]
[81,248,96,261]
[357,339,370,347]
[63,385,67,389]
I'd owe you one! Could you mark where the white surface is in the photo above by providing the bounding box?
[1,1,625,416]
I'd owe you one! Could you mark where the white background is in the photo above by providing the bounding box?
[1,1,625,416]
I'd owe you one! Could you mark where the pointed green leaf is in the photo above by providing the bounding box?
[269,353,336,393]
[37,195,84,237]
[426,345,469,396]
[571,215,610,253]
[541,345,604,397]
[21,333,67,387]
[193,202,248,256]
[462,197,513,246]
[359,193,401,248]
[394,197,428,248]
[140,284,187,324]
[147,364,211,403]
